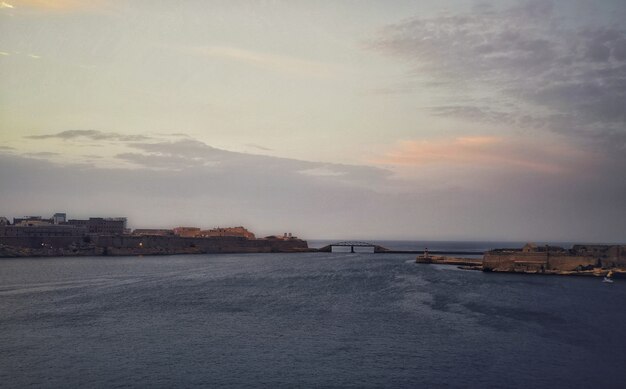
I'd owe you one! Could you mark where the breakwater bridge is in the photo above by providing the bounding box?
[317,241,390,253]
[316,241,484,256]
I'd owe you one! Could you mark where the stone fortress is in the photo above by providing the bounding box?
[482,243,626,274]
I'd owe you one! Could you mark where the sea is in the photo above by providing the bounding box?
[1,241,625,388]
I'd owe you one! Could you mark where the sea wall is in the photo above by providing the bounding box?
[0,235,86,249]
[483,251,600,273]
[548,256,598,271]
[0,234,309,257]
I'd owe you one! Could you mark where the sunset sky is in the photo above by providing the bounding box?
[1,0,625,241]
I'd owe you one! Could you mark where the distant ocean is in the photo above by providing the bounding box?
[308,239,582,257]
[1,249,625,388]
[308,239,538,251]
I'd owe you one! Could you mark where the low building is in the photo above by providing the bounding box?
[173,227,201,237]
[13,216,54,226]
[0,217,9,226]
[199,226,255,239]
[0,224,87,238]
[53,213,67,224]
[132,229,174,236]
[66,217,127,235]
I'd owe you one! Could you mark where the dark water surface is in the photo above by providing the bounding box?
[1,252,625,388]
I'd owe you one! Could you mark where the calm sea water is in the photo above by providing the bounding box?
[1,249,625,388]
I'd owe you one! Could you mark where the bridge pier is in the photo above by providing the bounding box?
[350,246,355,253]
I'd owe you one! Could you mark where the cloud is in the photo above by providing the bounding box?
[26,130,151,142]
[0,2,13,9]
[375,135,594,175]
[299,167,347,177]
[174,45,337,78]
[115,152,219,170]
[14,131,625,241]
[24,151,59,158]
[25,131,391,185]
[1,147,625,242]
[370,0,626,149]
[112,137,392,187]
[9,0,104,11]
[246,144,273,152]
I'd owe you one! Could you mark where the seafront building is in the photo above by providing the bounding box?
[66,217,128,235]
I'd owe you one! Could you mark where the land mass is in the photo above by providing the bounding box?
[0,214,309,257]
[416,243,626,278]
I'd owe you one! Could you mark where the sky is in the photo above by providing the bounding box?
[1,0,625,242]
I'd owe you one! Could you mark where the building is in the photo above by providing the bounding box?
[53,213,67,224]
[132,229,174,236]
[66,217,127,235]
[13,216,53,226]
[173,227,201,237]
[0,224,87,238]
[199,226,255,239]
[0,217,9,226]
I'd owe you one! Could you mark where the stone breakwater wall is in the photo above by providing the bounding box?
[0,235,309,257]
[415,255,482,267]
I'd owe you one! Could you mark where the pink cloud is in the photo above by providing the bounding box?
[375,136,593,175]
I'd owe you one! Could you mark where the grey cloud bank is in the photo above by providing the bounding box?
[2,133,625,242]
[371,0,626,149]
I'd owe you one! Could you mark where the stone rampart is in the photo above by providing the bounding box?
[547,256,598,271]
[484,251,604,272]
[0,234,309,257]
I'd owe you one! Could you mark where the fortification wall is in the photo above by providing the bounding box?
[547,256,597,271]
[0,234,309,257]
[0,235,85,249]
[483,252,601,272]
[483,252,547,272]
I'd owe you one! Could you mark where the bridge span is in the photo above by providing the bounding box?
[317,241,390,253]
[316,241,484,256]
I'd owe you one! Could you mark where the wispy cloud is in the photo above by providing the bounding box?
[26,130,151,142]
[375,136,592,175]
[176,45,337,78]
[246,143,273,152]
[24,151,59,158]
[113,137,390,184]
[24,130,391,186]
[299,166,347,177]
[0,1,14,9]
[9,0,104,11]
